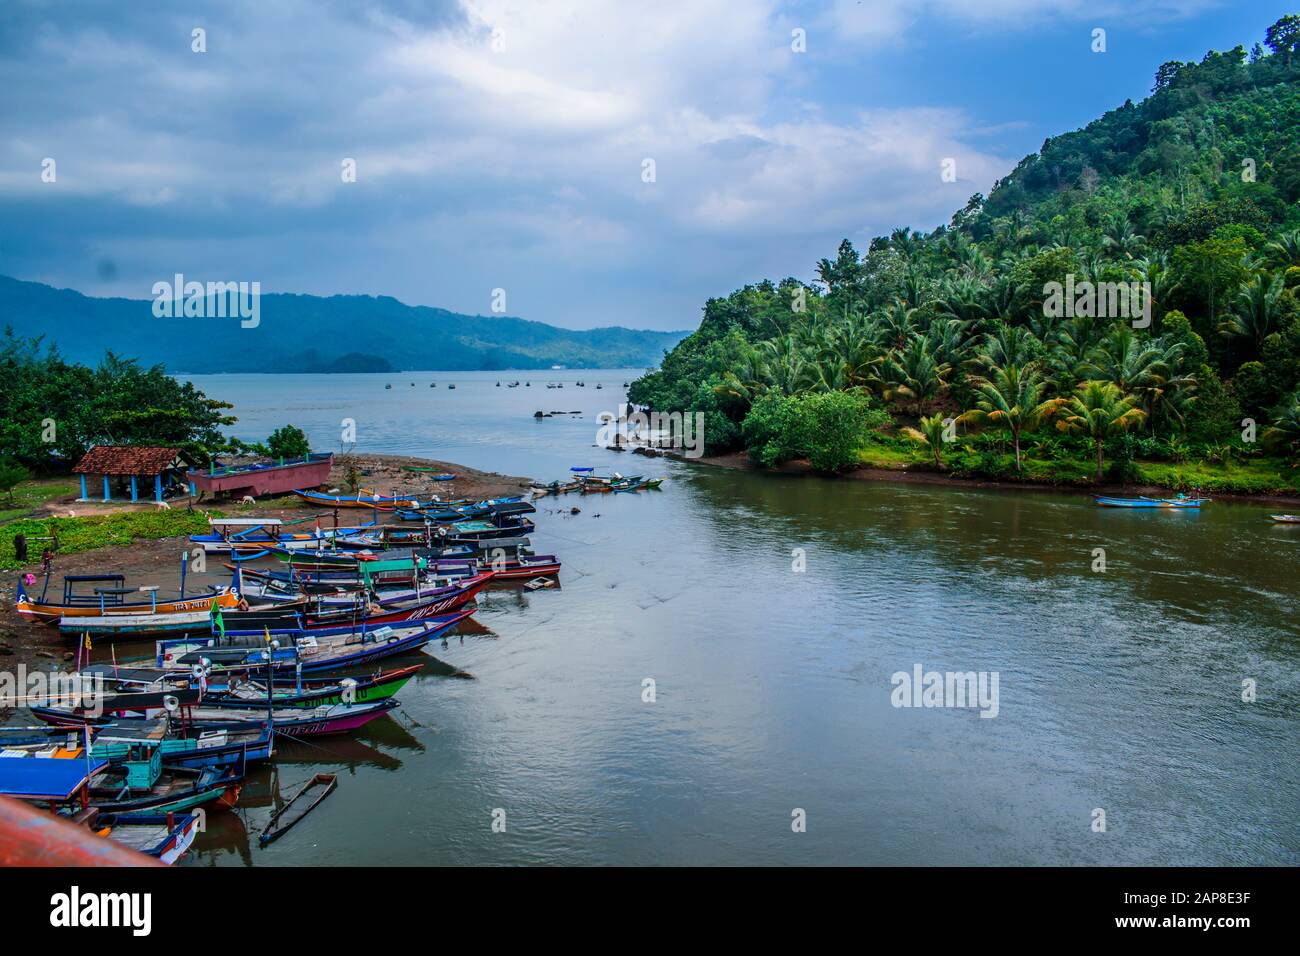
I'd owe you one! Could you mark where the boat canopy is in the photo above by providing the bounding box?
[0,757,109,801]
[208,518,284,527]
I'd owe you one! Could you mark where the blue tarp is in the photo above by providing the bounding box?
[0,757,109,800]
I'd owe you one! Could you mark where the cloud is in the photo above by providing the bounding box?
[0,0,1138,330]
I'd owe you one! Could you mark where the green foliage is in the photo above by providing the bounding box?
[0,509,215,570]
[0,329,237,470]
[0,459,30,502]
[630,20,1300,488]
[740,391,888,473]
[266,424,311,460]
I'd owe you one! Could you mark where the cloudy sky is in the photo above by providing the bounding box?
[0,0,1292,330]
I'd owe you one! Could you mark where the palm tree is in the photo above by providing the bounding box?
[1101,216,1148,260]
[1080,325,1173,414]
[1055,380,1147,481]
[1261,396,1300,459]
[975,321,1041,372]
[883,334,951,415]
[902,413,950,469]
[960,363,1063,472]
[1262,229,1300,271]
[1220,273,1286,353]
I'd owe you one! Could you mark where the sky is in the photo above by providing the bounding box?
[0,0,1295,331]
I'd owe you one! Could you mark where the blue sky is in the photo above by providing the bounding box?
[0,0,1294,331]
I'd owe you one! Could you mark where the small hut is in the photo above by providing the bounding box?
[72,446,192,503]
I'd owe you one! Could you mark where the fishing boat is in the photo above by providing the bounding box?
[16,575,240,625]
[1094,494,1209,508]
[292,489,422,510]
[190,517,377,555]
[0,758,201,864]
[260,773,337,846]
[155,609,476,676]
[1,738,245,817]
[1270,514,1300,523]
[58,608,216,641]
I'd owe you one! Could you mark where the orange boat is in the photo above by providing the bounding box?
[16,575,242,625]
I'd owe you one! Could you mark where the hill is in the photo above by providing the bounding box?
[629,15,1300,492]
[0,275,689,372]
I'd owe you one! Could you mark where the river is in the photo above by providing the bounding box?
[181,369,1299,866]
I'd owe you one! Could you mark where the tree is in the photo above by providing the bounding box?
[1264,15,1300,65]
[960,364,1063,473]
[0,460,29,503]
[1172,237,1249,334]
[1055,381,1148,481]
[266,424,311,460]
[1261,396,1300,459]
[902,413,950,469]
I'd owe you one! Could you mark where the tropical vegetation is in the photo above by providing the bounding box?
[630,17,1300,491]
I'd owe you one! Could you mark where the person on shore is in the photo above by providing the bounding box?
[41,548,53,574]
[13,532,26,564]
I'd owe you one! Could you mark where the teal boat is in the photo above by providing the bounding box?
[1094,494,1208,509]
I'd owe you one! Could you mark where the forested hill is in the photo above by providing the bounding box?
[629,15,1300,488]
[0,275,689,372]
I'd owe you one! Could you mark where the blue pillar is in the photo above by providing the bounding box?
[79,475,87,500]
[130,475,139,502]
[154,474,163,502]
[102,476,111,501]
[189,481,196,497]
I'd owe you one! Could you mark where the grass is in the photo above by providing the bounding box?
[0,477,80,524]
[0,509,219,570]
[857,438,1300,495]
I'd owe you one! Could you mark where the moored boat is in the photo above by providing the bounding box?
[1094,494,1208,508]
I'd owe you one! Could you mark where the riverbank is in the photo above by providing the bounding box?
[689,449,1300,507]
[0,453,533,670]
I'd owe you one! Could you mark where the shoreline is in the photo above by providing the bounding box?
[0,453,534,673]
[682,449,1300,508]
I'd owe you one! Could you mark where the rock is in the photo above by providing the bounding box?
[534,411,545,418]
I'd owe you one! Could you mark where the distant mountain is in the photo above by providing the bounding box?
[0,275,690,372]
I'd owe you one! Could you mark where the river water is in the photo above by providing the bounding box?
[180,369,1299,866]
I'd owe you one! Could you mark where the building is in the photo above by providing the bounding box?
[72,445,192,503]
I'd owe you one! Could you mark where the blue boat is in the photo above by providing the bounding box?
[1094,494,1208,509]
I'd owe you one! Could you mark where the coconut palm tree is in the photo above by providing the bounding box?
[883,333,951,415]
[1261,396,1300,459]
[959,363,1063,472]
[1262,229,1300,271]
[1220,273,1286,353]
[1055,380,1147,481]
[901,413,950,469]
[1080,325,1173,413]
[1101,216,1148,260]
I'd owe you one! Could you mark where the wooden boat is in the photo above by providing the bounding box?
[218,571,493,631]
[58,608,214,640]
[190,517,377,554]
[0,758,202,864]
[292,489,422,510]
[1,739,245,817]
[1094,495,1208,509]
[260,773,337,846]
[1270,514,1300,523]
[97,812,200,864]
[203,664,421,709]
[153,609,476,676]
[16,576,240,624]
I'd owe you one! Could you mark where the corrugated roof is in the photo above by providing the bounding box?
[72,445,183,476]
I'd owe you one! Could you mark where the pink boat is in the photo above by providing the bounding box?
[189,454,334,500]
